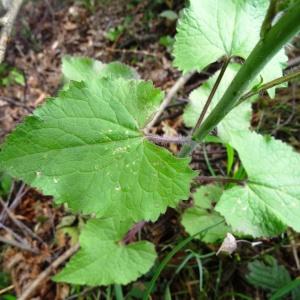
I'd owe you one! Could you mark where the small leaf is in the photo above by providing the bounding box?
[246,256,291,292]
[54,217,157,285]
[182,185,230,243]
[174,0,286,94]
[216,131,300,236]
[0,78,196,222]
[183,64,252,143]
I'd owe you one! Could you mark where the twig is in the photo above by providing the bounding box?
[0,97,32,112]
[19,243,80,300]
[0,284,14,296]
[0,198,46,245]
[287,229,300,270]
[0,182,28,223]
[145,71,195,131]
[0,0,24,63]
[0,222,25,243]
[106,47,158,57]
[0,236,38,253]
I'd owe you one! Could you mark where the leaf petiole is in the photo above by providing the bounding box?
[236,68,300,106]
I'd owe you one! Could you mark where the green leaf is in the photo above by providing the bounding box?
[174,0,286,93]
[182,185,230,243]
[183,64,252,143]
[216,131,300,236]
[246,256,291,292]
[0,172,12,197]
[62,56,104,82]
[0,78,195,221]
[54,217,157,285]
[62,56,138,83]
[100,62,139,80]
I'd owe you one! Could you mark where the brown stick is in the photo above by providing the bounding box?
[0,0,24,63]
[0,284,14,296]
[145,71,195,132]
[19,243,80,300]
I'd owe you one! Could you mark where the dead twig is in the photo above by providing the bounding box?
[0,0,24,63]
[0,284,14,296]
[105,47,158,57]
[0,198,46,245]
[287,228,300,270]
[0,96,33,113]
[19,243,80,300]
[145,71,195,132]
[0,236,38,253]
[0,182,28,223]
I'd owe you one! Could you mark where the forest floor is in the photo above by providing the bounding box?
[0,0,300,299]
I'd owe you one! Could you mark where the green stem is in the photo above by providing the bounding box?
[178,57,231,158]
[260,0,278,38]
[192,1,300,144]
[114,285,124,300]
[192,56,231,134]
[236,68,300,105]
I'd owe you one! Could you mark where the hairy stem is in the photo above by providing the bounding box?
[191,1,300,145]
[146,134,191,145]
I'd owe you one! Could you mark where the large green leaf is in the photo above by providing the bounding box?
[182,185,230,243]
[216,131,300,236]
[0,78,195,221]
[54,217,157,285]
[174,0,286,92]
[183,64,252,143]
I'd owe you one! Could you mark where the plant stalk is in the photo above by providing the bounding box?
[192,56,231,134]
[146,134,191,145]
[236,68,300,105]
[191,1,300,145]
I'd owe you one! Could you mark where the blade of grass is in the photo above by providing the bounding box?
[270,278,300,300]
[142,220,224,300]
